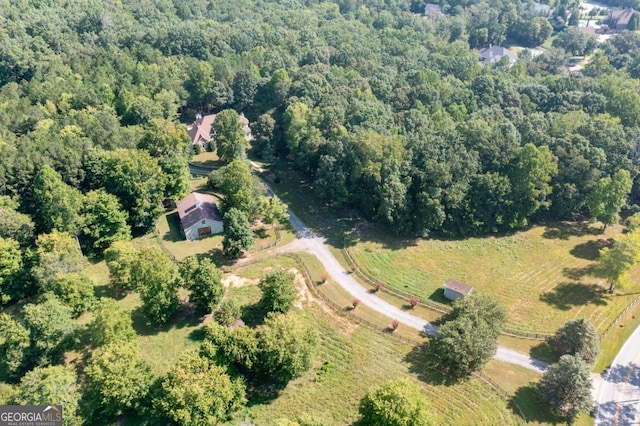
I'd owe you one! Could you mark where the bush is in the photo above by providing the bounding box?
[259,269,296,313]
[352,298,361,309]
[391,320,400,331]
[374,281,383,292]
[215,300,242,326]
[359,378,434,425]
[409,296,420,308]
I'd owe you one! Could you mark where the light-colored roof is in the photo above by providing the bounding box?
[478,46,518,64]
[186,112,251,145]
[176,192,222,229]
[610,8,637,26]
[424,3,442,15]
[444,279,473,295]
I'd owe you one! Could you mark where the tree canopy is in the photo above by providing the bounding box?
[359,378,435,426]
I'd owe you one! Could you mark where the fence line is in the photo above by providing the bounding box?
[600,292,640,339]
[232,252,527,421]
[343,247,555,340]
[472,371,528,423]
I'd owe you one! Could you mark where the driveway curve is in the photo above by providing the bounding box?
[278,204,548,374]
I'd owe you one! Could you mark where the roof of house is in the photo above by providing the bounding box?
[533,2,552,15]
[610,8,638,26]
[444,279,473,295]
[424,3,442,15]
[478,46,518,64]
[186,112,251,145]
[176,192,222,230]
[578,26,596,35]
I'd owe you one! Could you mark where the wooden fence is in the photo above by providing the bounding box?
[343,248,554,340]
[599,292,640,339]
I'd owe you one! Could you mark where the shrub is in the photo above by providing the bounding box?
[215,300,242,326]
[352,298,361,309]
[391,320,400,331]
[373,281,383,292]
[409,296,420,308]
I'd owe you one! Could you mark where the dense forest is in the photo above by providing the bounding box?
[1,0,640,241]
[1,0,640,423]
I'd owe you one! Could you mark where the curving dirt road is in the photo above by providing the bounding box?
[279,205,548,374]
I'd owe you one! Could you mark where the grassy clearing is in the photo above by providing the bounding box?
[221,293,521,425]
[595,300,640,372]
[154,208,282,262]
[348,223,636,334]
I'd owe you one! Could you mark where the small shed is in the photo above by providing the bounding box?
[177,192,223,240]
[443,279,473,301]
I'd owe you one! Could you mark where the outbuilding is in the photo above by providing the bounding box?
[443,279,473,301]
[177,192,223,241]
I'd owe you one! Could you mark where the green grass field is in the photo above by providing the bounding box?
[226,258,524,425]
[347,223,638,335]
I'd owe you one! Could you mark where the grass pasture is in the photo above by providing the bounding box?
[226,257,523,425]
[348,223,637,335]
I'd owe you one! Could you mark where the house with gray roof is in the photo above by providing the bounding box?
[177,192,223,240]
[478,46,518,65]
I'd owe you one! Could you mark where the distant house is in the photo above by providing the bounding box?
[177,192,223,241]
[424,3,443,19]
[186,112,252,149]
[533,2,552,16]
[609,8,639,31]
[443,279,473,301]
[478,46,518,65]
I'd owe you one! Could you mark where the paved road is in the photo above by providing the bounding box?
[278,204,548,374]
[595,324,640,425]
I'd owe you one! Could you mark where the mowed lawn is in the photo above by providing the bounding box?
[348,223,639,334]
[225,260,523,425]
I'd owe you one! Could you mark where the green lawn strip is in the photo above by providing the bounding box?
[348,223,635,334]
[594,300,640,373]
[221,300,520,425]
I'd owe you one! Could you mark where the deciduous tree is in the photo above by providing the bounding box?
[32,164,83,234]
[130,247,180,325]
[598,229,640,292]
[258,313,318,383]
[359,378,435,426]
[88,298,136,347]
[81,190,130,253]
[179,256,224,313]
[22,295,76,366]
[0,314,30,380]
[154,351,246,426]
[104,240,137,292]
[214,109,247,163]
[85,341,153,416]
[12,365,82,426]
[222,208,255,258]
[259,269,296,313]
[0,237,23,304]
[587,170,632,231]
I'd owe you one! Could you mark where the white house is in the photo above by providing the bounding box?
[443,279,473,301]
[177,192,223,240]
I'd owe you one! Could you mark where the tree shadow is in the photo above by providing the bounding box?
[570,238,612,260]
[130,303,201,336]
[245,380,289,408]
[541,221,601,240]
[529,339,558,364]
[240,302,268,328]
[510,384,560,424]
[597,400,636,426]
[604,362,640,386]
[404,342,457,386]
[562,264,598,280]
[539,282,608,310]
